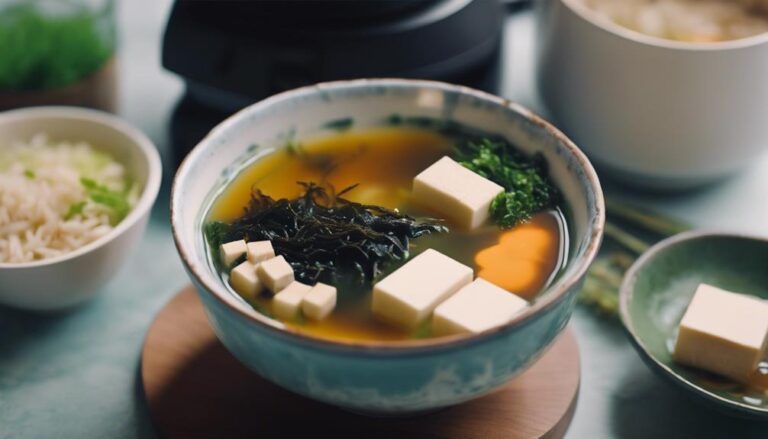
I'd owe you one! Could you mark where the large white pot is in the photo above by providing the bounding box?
[535,0,768,189]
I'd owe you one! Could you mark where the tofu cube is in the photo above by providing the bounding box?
[302,283,337,320]
[412,156,504,230]
[229,260,263,300]
[247,240,275,264]
[673,284,768,383]
[273,281,312,320]
[372,249,473,329]
[220,240,247,267]
[256,255,294,293]
[432,278,528,336]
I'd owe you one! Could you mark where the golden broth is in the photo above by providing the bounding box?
[208,127,567,343]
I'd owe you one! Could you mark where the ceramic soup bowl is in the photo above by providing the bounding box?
[171,79,604,414]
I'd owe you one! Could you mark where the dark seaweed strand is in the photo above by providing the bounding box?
[214,183,447,286]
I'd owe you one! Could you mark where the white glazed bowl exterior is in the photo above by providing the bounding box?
[0,107,162,310]
[536,0,768,188]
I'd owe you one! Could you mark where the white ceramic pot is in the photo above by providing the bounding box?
[0,107,162,310]
[535,0,768,189]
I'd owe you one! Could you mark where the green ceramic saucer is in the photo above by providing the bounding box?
[620,231,768,418]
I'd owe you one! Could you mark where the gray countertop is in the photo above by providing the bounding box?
[1,1,767,438]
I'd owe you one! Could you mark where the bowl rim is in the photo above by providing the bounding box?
[171,78,605,353]
[619,229,768,415]
[560,0,768,51]
[0,106,162,269]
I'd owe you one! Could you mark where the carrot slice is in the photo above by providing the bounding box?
[474,213,560,299]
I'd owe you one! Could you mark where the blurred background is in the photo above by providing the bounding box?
[2,1,768,438]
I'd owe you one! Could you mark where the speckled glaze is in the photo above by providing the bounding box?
[171,79,604,414]
[620,231,768,419]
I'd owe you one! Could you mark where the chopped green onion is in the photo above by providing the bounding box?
[63,201,87,220]
[80,177,131,225]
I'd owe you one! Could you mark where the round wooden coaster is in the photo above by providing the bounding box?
[142,287,580,438]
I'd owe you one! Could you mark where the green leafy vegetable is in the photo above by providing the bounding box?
[63,201,87,221]
[80,177,130,225]
[0,3,113,90]
[204,221,231,253]
[455,138,560,228]
[207,182,447,286]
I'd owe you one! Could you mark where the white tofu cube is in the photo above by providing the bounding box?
[432,278,528,336]
[229,260,263,300]
[302,283,337,320]
[372,249,473,329]
[220,240,247,267]
[674,284,768,382]
[412,156,504,230]
[247,240,275,264]
[273,281,312,320]
[256,255,294,293]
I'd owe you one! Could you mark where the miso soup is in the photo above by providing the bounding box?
[205,126,569,343]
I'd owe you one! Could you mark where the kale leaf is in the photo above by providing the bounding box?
[456,138,559,228]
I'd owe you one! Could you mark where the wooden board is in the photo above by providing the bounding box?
[142,287,580,438]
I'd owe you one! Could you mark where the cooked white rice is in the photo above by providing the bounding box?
[0,134,137,263]
[581,0,768,42]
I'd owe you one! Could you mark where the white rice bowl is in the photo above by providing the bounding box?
[0,134,139,263]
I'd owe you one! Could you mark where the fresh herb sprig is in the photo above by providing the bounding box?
[456,138,560,228]
[206,183,447,286]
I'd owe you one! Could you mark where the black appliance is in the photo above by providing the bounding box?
[162,0,506,163]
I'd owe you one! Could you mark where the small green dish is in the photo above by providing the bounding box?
[620,231,768,418]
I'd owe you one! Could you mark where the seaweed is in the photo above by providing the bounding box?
[208,182,448,286]
[323,118,354,131]
[204,221,231,252]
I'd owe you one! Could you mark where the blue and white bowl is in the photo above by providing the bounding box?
[171,79,604,415]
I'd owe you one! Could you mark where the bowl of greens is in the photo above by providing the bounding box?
[0,0,116,111]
